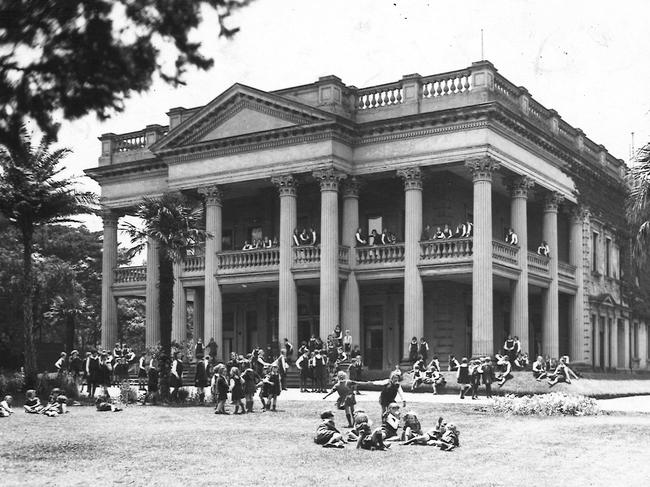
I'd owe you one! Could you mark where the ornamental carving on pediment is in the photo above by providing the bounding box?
[198,185,223,206]
[465,157,500,182]
[313,168,346,192]
[271,174,298,197]
[396,167,422,190]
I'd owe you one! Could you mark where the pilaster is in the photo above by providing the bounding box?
[569,206,587,363]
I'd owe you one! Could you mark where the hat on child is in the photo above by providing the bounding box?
[320,410,334,419]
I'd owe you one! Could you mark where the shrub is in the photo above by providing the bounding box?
[0,370,25,396]
[492,392,599,416]
[36,372,79,400]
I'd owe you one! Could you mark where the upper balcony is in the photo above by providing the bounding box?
[113,237,577,293]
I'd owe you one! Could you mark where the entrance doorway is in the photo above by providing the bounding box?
[363,304,384,369]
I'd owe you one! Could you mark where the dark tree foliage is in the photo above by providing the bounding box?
[0,126,97,387]
[0,0,252,148]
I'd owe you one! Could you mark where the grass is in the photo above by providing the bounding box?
[1,398,650,486]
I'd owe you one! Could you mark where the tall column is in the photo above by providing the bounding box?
[466,157,499,356]
[569,207,586,363]
[145,237,161,347]
[542,192,563,359]
[397,167,424,361]
[509,176,533,353]
[199,185,223,360]
[610,317,618,369]
[271,175,298,348]
[101,210,119,349]
[341,177,361,348]
[171,261,186,343]
[623,318,630,369]
[193,288,204,343]
[314,168,346,338]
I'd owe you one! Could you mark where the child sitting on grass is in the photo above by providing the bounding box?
[0,395,14,417]
[532,355,548,381]
[496,355,513,387]
[380,402,402,445]
[429,422,460,451]
[402,416,446,445]
[95,392,123,412]
[41,388,68,417]
[548,357,579,387]
[23,390,43,413]
[314,410,346,448]
[401,411,423,441]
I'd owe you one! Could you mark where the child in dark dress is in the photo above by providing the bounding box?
[314,410,346,448]
[241,364,258,413]
[213,364,229,414]
[144,363,159,404]
[323,371,359,427]
[229,367,245,414]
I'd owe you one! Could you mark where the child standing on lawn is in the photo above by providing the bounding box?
[370,371,406,414]
[323,371,359,427]
[229,367,245,414]
[241,363,258,413]
[213,364,229,414]
[457,357,472,399]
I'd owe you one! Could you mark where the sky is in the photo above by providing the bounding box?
[54,0,650,232]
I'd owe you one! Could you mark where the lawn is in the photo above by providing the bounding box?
[1,399,650,486]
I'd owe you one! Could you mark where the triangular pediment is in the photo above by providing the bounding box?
[592,293,618,307]
[151,84,335,153]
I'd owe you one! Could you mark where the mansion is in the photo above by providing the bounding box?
[86,60,649,370]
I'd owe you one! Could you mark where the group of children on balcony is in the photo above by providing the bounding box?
[505,227,552,258]
[292,227,318,246]
[241,235,278,250]
[422,220,474,241]
[354,227,398,246]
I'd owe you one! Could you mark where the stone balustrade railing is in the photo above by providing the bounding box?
[421,70,471,98]
[356,243,405,265]
[114,266,147,283]
[558,261,577,280]
[115,130,146,152]
[184,255,205,272]
[338,245,350,265]
[293,245,320,265]
[218,248,280,269]
[527,251,550,274]
[492,241,519,266]
[420,238,473,261]
[357,81,404,110]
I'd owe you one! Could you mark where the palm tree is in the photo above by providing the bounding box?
[0,124,96,387]
[626,142,650,267]
[122,193,206,354]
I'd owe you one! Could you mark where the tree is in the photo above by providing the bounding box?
[0,126,96,387]
[0,0,252,149]
[123,192,206,354]
[626,142,650,266]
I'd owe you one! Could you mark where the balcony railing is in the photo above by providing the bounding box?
[184,255,205,273]
[217,248,280,270]
[420,238,473,262]
[114,266,146,283]
[558,261,577,281]
[527,252,550,275]
[492,241,519,266]
[356,243,405,265]
[338,245,350,265]
[293,245,320,265]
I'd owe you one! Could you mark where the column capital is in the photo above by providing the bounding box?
[313,168,346,191]
[543,192,565,213]
[271,174,298,197]
[100,208,119,226]
[198,185,223,206]
[466,157,500,182]
[507,175,535,199]
[341,176,362,198]
[397,166,422,190]
[568,204,589,223]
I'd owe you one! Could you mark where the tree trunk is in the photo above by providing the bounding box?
[65,315,75,353]
[22,227,37,389]
[159,253,174,355]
